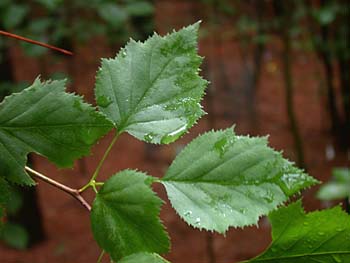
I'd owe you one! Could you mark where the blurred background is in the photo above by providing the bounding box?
[0,0,349,262]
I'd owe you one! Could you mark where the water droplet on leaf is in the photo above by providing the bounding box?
[144,132,156,143]
[160,124,187,144]
[213,135,235,157]
[97,95,112,108]
[184,211,192,217]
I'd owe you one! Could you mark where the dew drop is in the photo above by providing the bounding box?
[97,95,112,108]
[213,135,235,157]
[144,132,156,143]
[239,208,247,214]
[184,211,192,217]
[120,49,127,58]
[195,217,201,225]
[160,124,187,144]
[278,173,302,195]
[263,190,274,204]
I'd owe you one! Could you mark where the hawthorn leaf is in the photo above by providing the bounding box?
[119,253,169,263]
[95,22,207,144]
[161,129,318,233]
[91,170,169,261]
[0,78,113,185]
[245,201,350,262]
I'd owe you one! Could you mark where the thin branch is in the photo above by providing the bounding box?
[25,166,91,211]
[0,30,73,56]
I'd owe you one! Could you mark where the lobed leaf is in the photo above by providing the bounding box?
[0,78,113,185]
[91,170,169,261]
[245,201,350,262]
[95,22,207,144]
[161,128,318,233]
[119,253,170,263]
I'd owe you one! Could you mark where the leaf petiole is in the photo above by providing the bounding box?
[79,131,121,193]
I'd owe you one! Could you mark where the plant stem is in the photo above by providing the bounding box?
[97,250,105,263]
[0,30,73,56]
[79,131,120,193]
[25,166,91,211]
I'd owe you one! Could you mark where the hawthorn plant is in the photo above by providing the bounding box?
[0,23,349,262]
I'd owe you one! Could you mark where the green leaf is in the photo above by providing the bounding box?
[317,168,349,200]
[97,3,128,27]
[2,4,29,29]
[245,201,350,262]
[333,168,350,183]
[161,129,318,233]
[125,2,154,17]
[317,182,349,200]
[119,253,169,263]
[0,222,29,249]
[91,170,169,261]
[95,22,207,144]
[35,0,63,11]
[0,78,113,185]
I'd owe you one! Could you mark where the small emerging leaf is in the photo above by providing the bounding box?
[0,78,113,185]
[161,128,318,233]
[119,253,170,263]
[91,170,169,261]
[245,201,350,262]
[95,22,207,144]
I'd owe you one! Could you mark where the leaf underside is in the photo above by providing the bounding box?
[0,78,113,185]
[91,170,169,261]
[161,128,318,233]
[95,22,207,144]
[246,201,350,262]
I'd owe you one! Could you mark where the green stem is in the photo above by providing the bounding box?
[79,131,121,193]
[97,250,105,263]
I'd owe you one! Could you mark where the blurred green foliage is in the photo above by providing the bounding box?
[0,0,155,250]
[317,168,350,201]
[0,0,155,57]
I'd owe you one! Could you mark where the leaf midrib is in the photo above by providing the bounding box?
[164,143,279,185]
[119,35,195,131]
[162,174,283,187]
